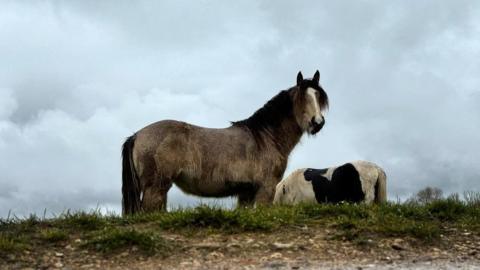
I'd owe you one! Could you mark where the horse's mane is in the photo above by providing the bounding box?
[231,89,295,147]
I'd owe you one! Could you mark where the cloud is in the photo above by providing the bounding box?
[1,1,479,217]
[0,88,17,120]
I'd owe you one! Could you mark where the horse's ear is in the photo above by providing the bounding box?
[296,71,303,86]
[313,70,320,85]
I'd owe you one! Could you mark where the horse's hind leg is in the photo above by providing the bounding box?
[141,178,172,212]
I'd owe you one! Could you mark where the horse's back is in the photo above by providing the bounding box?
[134,120,191,150]
[349,160,382,173]
[136,120,201,141]
[133,119,238,163]
[348,161,383,186]
[134,120,238,152]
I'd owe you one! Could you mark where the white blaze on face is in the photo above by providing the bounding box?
[307,87,323,124]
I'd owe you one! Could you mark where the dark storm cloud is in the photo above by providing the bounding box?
[1,1,479,217]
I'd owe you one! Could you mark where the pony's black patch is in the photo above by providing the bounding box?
[304,168,328,181]
[305,164,364,203]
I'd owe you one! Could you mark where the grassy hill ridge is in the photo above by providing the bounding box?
[1,196,480,268]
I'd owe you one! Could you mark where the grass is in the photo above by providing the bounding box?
[84,228,171,255]
[464,191,480,207]
[1,197,479,257]
[39,229,68,243]
[0,234,28,255]
[151,205,298,232]
[52,211,108,231]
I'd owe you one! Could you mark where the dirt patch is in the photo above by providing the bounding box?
[2,224,479,269]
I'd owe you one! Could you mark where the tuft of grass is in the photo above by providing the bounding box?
[0,215,42,235]
[84,228,170,255]
[464,191,480,207]
[154,205,281,232]
[0,233,28,255]
[427,197,467,221]
[39,229,68,243]
[374,217,440,240]
[54,211,107,231]
[298,202,371,219]
[330,210,441,242]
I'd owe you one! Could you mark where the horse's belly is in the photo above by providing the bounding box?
[174,175,239,197]
[173,159,258,197]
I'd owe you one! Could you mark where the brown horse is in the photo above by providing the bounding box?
[122,71,329,214]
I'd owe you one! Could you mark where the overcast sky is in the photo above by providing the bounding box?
[1,1,479,218]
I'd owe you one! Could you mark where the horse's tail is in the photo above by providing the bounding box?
[374,168,387,203]
[122,134,141,215]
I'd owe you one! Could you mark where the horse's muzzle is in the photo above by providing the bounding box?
[309,117,325,135]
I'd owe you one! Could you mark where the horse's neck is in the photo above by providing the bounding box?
[264,116,303,157]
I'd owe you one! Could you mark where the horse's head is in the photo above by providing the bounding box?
[292,70,329,135]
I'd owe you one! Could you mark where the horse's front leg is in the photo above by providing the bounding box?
[254,181,278,205]
[237,192,256,208]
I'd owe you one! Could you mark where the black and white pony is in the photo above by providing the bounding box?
[273,161,387,205]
